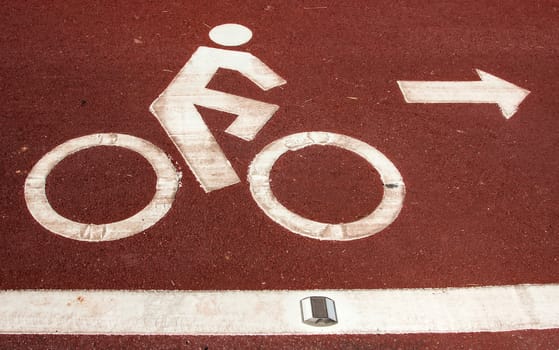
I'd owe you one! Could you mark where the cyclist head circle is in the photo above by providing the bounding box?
[209,23,252,46]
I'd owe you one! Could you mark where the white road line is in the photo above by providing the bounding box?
[1,284,557,335]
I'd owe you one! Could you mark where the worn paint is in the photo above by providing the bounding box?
[150,40,286,192]
[24,133,180,241]
[397,69,530,119]
[248,132,405,240]
[0,284,557,335]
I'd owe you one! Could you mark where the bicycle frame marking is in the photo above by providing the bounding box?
[150,46,286,193]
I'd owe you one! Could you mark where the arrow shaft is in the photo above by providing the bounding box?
[398,81,505,104]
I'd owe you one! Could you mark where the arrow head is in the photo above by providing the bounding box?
[476,69,530,119]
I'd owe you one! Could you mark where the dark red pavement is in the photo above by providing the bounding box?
[1,1,558,348]
[3,331,559,350]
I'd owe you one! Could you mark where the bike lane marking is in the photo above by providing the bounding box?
[3,13,557,339]
[1,284,557,335]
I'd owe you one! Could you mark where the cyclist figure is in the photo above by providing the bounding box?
[150,24,286,192]
[26,24,405,242]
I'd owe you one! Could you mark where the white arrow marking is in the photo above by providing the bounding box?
[397,69,530,119]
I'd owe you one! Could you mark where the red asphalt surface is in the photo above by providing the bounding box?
[1,1,558,349]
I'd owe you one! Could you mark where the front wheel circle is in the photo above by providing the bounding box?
[248,132,405,241]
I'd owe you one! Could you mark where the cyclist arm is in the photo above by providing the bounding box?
[197,46,286,91]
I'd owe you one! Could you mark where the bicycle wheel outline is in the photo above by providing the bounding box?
[248,131,405,241]
[24,133,180,242]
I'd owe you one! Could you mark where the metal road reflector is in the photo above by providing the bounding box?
[300,296,338,327]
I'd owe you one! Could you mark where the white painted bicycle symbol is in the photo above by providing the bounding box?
[24,24,405,242]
